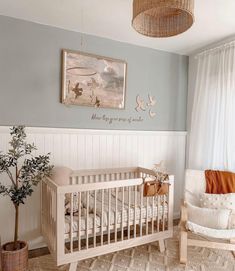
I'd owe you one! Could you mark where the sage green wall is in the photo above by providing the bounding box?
[0,15,188,131]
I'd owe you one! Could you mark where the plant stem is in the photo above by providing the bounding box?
[14,204,19,250]
[14,164,19,249]
[6,168,16,186]
[16,164,18,185]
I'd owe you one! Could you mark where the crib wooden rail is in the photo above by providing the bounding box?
[41,167,174,268]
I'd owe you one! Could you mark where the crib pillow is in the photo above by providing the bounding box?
[187,202,231,230]
[51,166,73,186]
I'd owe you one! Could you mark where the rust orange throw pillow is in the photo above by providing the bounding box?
[205,170,235,194]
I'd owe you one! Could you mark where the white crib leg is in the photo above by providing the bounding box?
[158,239,165,253]
[69,261,78,271]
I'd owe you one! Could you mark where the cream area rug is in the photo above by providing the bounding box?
[29,229,235,271]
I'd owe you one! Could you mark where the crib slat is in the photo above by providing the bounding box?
[131,172,134,179]
[152,196,154,234]
[50,189,53,243]
[134,185,137,238]
[115,187,118,243]
[146,196,149,235]
[168,178,174,231]
[44,185,47,238]
[51,188,53,244]
[71,176,75,184]
[86,191,89,249]
[46,186,49,237]
[121,187,124,241]
[116,173,120,180]
[41,182,44,232]
[70,177,76,252]
[48,187,51,248]
[128,186,131,239]
[101,189,104,246]
[121,172,125,180]
[134,171,138,178]
[46,186,48,242]
[70,193,73,252]
[140,184,143,237]
[157,195,160,232]
[78,192,81,251]
[162,195,165,231]
[108,189,111,244]
[93,190,97,248]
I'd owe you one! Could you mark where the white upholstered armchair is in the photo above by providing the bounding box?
[179,169,235,264]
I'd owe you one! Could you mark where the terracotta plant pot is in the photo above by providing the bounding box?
[1,241,28,271]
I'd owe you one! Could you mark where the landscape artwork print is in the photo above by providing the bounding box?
[62,50,127,109]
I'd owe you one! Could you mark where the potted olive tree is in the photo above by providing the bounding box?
[0,126,53,271]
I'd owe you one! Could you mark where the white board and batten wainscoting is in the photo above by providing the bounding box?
[0,126,186,249]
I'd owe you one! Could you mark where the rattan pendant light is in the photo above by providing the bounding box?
[132,0,194,38]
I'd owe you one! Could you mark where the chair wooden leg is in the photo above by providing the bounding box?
[69,262,78,271]
[159,239,165,253]
[230,239,235,258]
[180,229,188,264]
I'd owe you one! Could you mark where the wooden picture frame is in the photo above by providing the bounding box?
[61,49,127,109]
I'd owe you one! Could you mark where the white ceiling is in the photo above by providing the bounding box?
[0,0,235,55]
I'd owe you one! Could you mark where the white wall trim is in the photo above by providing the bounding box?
[0,125,187,136]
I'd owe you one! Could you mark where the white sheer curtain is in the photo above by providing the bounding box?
[188,41,235,171]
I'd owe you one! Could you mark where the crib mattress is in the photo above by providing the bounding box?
[65,203,168,234]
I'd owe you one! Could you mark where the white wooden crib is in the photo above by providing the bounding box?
[41,167,174,270]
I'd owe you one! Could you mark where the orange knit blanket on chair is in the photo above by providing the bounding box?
[205,170,235,194]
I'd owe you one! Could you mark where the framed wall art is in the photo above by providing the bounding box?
[61,49,127,109]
